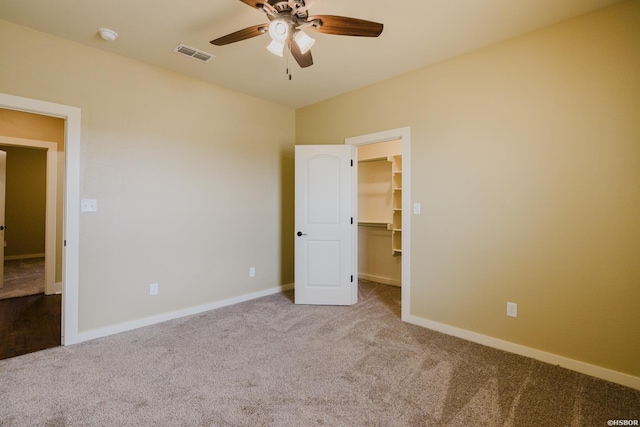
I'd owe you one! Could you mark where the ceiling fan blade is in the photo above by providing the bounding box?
[306,15,383,37]
[239,0,277,16]
[289,40,313,68]
[238,0,264,9]
[210,24,268,46]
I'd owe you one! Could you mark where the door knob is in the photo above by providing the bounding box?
[297,231,307,237]
[0,225,5,231]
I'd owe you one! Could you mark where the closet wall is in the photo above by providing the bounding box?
[357,139,402,286]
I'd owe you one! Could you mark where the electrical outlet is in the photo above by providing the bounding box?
[507,302,517,318]
[150,283,158,296]
[249,267,256,278]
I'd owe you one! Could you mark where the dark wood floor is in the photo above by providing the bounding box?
[0,293,61,360]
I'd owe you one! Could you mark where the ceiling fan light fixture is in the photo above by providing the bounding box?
[266,20,289,57]
[294,30,315,54]
[267,39,286,57]
[268,20,289,43]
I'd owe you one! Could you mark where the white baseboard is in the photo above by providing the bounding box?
[4,253,45,261]
[45,282,63,295]
[403,313,640,391]
[75,283,295,344]
[358,273,401,287]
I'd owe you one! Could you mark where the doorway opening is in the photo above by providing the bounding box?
[356,139,402,286]
[0,93,81,346]
[0,114,64,358]
[346,127,411,321]
[0,136,60,299]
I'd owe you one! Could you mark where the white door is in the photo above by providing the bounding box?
[295,145,357,305]
[0,150,6,289]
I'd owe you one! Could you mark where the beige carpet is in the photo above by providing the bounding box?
[0,281,638,426]
[0,258,45,300]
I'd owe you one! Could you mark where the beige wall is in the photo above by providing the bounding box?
[297,1,640,378]
[0,145,47,257]
[0,109,65,149]
[358,226,401,286]
[357,139,401,161]
[0,19,295,332]
[358,160,392,224]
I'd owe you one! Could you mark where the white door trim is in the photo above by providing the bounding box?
[0,135,58,295]
[0,93,81,345]
[345,127,411,321]
[0,151,5,289]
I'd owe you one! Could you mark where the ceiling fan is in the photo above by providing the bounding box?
[210,0,384,68]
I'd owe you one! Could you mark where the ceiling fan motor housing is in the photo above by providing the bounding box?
[262,0,309,21]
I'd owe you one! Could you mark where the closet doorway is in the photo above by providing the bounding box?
[346,127,411,320]
[357,140,402,285]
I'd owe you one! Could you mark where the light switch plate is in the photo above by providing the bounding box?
[413,202,421,215]
[81,199,97,212]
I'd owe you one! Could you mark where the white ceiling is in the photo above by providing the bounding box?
[0,0,623,108]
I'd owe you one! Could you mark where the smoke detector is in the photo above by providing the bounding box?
[98,28,118,42]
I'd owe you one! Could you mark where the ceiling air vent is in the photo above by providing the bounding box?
[173,43,215,63]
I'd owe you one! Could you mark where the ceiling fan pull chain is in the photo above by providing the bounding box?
[285,50,292,81]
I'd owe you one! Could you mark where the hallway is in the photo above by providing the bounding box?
[0,257,45,300]
[0,293,61,359]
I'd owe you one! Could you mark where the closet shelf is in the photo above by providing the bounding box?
[358,221,390,228]
[390,154,402,256]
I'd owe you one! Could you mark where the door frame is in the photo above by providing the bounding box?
[0,136,58,295]
[0,93,81,345]
[345,127,411,321]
